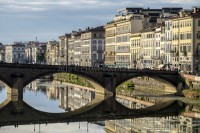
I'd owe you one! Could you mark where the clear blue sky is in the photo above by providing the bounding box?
[0,0,199,44]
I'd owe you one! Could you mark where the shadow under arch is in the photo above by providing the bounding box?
[0,95,106,126]
[23,71,108,95]
[115,73,180,110]
[0,96,185,126]
[0,75,13,89]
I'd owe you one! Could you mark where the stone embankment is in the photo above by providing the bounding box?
[182,74,200,100]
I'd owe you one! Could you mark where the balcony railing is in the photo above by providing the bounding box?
[116,30,130,35]
[105,33,115,37]
[115,49,130,53]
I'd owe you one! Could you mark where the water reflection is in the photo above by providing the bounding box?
[1,79,200,133]
[0,82,6,103]
[105,116,200,133]
[24,80,95,112]
[0,122,105,133]
[105,97,200,133]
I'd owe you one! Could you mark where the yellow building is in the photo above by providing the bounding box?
[104,8,148,68]
[104,24,116,67]
[46,41,59,65]
[172,8,200,74]
[130,33,141,68]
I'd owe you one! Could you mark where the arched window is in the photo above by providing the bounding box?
[98,45,102,51]
[93,54,97,60]
[98,53,102,60]
[92,45,97,51]
[92,40,97,44]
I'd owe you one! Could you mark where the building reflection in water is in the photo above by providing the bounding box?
[1,79,200,132]
[25,80,95,112]
[105,97,200,133]
[59,85,95,111]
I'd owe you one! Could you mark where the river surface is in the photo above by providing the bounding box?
[0,80,200,133]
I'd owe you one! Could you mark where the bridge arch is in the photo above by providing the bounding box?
[115,72,182,94]
[0,75,13,89]
[23,70,107,95]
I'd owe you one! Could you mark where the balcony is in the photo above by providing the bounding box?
[116,49,130,53]
[152,56,160,60]
[180,51,187,56]
[116,30,130,35]
[105,52,115,56]
[81,51,90,54]
[106,33,115,37]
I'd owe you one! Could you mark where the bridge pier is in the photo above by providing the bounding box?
[176,81,188,96]
[103,96,117,113]
[7,76,24,113]
[103,74,117,97]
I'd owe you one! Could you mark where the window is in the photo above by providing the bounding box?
[99,33,103,38]
[98,40,102,44]
[92,40,97,44]
[92,45,97,51]
[93,33,96,38]
[197,32,200,39]
[198,20,200,26]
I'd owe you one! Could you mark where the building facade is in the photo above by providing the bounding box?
[171,8,200,74]
[130,33,141,68]
[46,41,59,65]
[105,8,148,68]
[5,43,25,63]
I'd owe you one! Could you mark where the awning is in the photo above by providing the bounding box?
[157,64,164,69]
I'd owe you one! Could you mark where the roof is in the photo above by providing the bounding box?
[143,9,162,11]
[81,26,105,33]
[139,26,160,33]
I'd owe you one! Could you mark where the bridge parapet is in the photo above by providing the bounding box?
[0,63,186,98]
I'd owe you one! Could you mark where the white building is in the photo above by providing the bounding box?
[25,46,37,63]
[0,44,5,62]
[5,43,25,63]
[140,28,156,68]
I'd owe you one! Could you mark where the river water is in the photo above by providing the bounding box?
[0,80,200,133]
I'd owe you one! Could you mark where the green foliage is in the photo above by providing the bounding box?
[53,73,94,88]
[37,53,46,62]
[116,80,135,92]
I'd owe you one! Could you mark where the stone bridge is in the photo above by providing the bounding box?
[0,63,186,102]
[0,63,187,126]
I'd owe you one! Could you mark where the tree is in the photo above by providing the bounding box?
[37,53,46,63]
